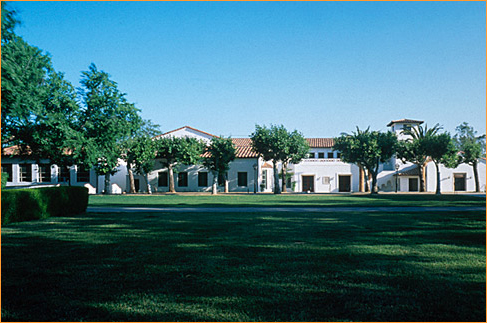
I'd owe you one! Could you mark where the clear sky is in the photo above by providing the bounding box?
[10,1,486,138]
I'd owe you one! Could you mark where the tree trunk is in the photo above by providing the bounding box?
[364,169,369,192]
[168,164,175,193]
[144,172,152,194]
[104,173,110,194]
[281,163,287,193]
[417,163,426,192]
[272,161,281,194]
[434,161,441,195]
[359,165,365,192]
[224,172,229,193]
[212,171,218,195]
[127,165,136,193]
[370,170,378,194]
[472,161,480,192]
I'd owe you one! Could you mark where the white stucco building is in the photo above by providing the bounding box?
[2,120,485,194]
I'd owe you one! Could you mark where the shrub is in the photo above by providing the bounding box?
[1,186,89,225]
[1,172,8,189]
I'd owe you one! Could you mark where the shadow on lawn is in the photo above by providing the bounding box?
[1,210,485,321]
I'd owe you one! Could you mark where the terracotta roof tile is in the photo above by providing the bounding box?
[306,138,334,148]
[232,138,258,158]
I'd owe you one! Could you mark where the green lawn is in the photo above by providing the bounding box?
[89,193,486,208]
[1,210,485,321]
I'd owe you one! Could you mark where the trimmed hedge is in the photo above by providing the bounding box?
[1,186,89,225]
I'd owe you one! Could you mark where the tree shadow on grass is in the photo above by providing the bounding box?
[1,210,485,321]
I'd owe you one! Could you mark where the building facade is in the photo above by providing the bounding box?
[2,120,486,194]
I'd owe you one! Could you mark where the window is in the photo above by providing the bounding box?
[38,164,51,182]
[59,166,70,183]
[308,152,315,159]
[286,176,292,188]
[198,172,208,187]
[19,164,32,182]
[337,152,341,159]
[327,152,334,158]
[403,125,412,131]
[76,167,90,183]
[158,171,168,186]
[237,172,247,187]
[1,164,13,182]
[261,170,267,189]
[318,152,325,159]
[178,172,188,187]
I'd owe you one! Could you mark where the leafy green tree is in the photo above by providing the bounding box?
[422,132,459,194]
[202,137,236,195]
[128,136,158,194]
[454,122,486,192]
[121,119,161,193]
[280,130,309,192]
[154,137,206,192]
[397,123,442,192]
[250,124,308,194]
[334,127,398,194]
[77,64,141,194]
[1,3,53,151]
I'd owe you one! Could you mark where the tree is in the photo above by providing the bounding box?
[77,64,142,194]
[1,3,54,152]
[334,127,398,194]
[120,119,161,193]
[251,124,308,194]
[128,136,158,194]
[422,132,459,194]
[279,130,309,192]
[1,4,81,179]
[154,137,206,193]
[453,122,485,192]
[397,123,442,192]
[202,137,236,195]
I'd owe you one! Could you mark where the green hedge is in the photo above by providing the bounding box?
[1,186,89,225]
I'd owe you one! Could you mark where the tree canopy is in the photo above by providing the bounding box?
[453,122,485,192]
[154,136,206,192]
[334,127,397,194]
[250,124,309,194]
[202,137,236,194]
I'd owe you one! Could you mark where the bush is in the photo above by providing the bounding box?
[1,186,89,225]
[1,172,8,189]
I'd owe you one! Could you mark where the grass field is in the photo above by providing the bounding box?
[89,193,486,208]
[1,209,485,321]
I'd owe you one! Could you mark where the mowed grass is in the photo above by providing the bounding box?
[89,193,486,208]
[1,210,485,321]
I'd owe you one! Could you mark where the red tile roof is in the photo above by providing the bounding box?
[306,138,334,148]
[387,119,424,127]
[2,145,32,156]
[232,138,258,158]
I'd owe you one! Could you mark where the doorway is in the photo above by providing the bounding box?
[338,175,351,192]
[302,175,314,192]
[454,173,466,191]
[408,178,419,192]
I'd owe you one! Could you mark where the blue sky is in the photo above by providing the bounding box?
[10,1,486,138]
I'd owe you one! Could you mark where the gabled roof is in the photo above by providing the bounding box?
[387,119,424,127]
[153,126,218,140]
[306,138,334,148]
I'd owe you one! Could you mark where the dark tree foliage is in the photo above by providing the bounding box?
[454,122,485,192]
[154,137,206,193]
[202,137,236,194]
[251,124,308,194]
[334,127,397,194]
